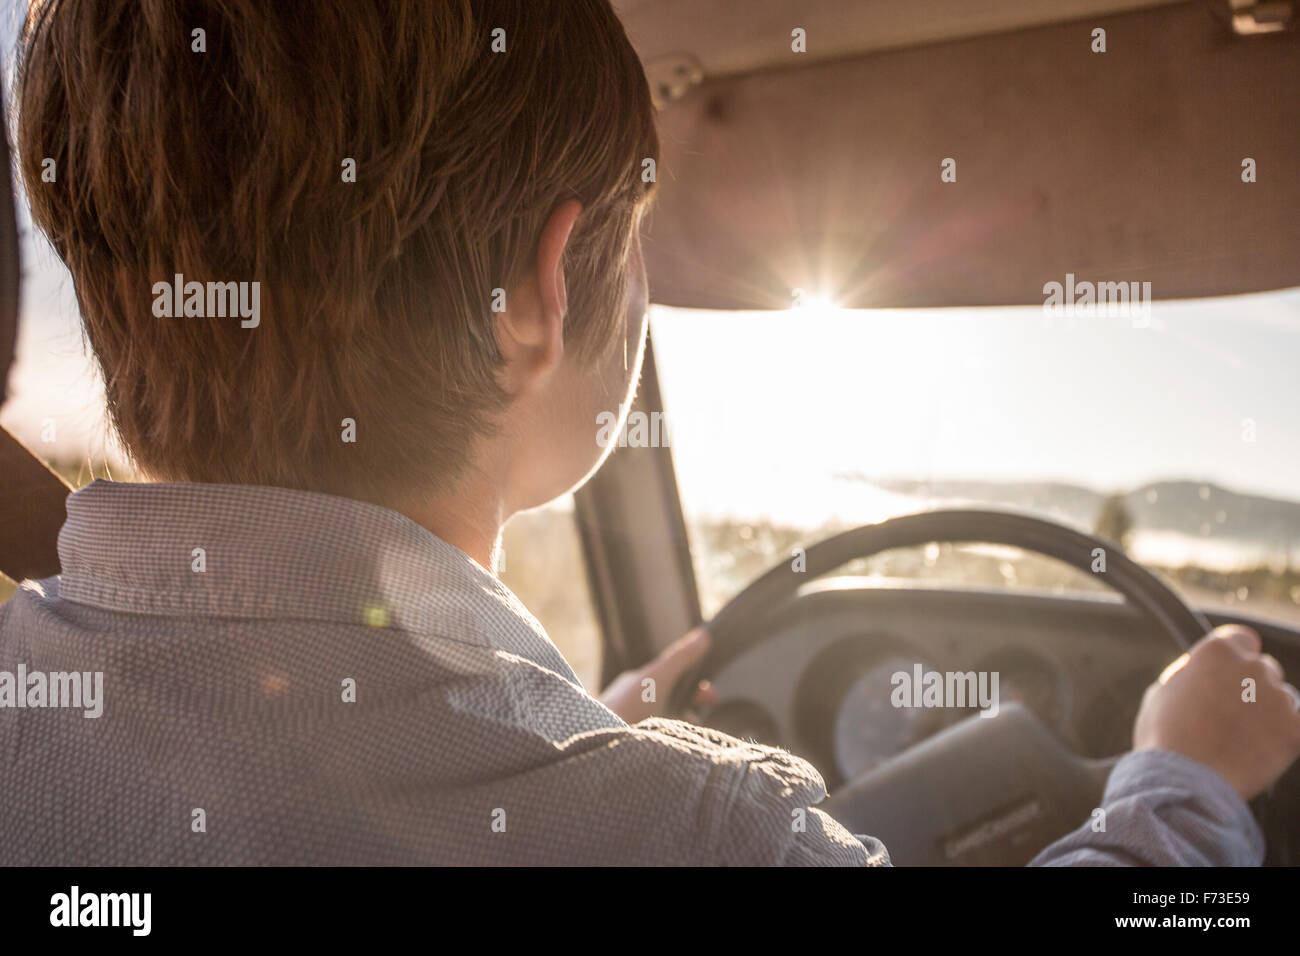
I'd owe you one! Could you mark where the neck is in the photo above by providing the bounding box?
[401,495,505,574]
[390,468,508,574]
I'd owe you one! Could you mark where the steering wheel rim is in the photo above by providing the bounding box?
[672,508,1209,713]
[670,515,1289,868]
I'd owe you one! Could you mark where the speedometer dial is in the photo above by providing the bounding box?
[833,654,946,781]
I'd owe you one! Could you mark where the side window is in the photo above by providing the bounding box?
[498,498,602,690]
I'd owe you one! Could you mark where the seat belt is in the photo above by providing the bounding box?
[0,83,74,582]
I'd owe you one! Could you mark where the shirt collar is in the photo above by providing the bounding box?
[55,479,538,648]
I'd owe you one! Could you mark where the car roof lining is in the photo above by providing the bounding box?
[614,0,1188,80]
[631,1,1300,310]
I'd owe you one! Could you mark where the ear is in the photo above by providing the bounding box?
[496,200,582,394]
[537,198,581,323]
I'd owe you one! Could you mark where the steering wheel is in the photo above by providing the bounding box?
[671,509,1215,865]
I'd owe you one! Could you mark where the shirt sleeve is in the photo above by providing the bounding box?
[645,719,1259,867]
[633,717,887,865]
[1029,748,1264,866]
[710,740,889,866]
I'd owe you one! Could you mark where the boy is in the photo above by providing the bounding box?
[3,0,1297,865]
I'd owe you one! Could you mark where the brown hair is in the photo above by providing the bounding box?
[16,0,658,499]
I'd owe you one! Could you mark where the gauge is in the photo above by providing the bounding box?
[979,651,1068,732]
[832,654,947,782]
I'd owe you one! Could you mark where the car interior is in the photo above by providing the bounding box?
[1,0,1298,867]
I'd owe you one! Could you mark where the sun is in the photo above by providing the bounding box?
[790,292,843,316]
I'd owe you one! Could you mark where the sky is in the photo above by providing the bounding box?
[651,290,1300,523]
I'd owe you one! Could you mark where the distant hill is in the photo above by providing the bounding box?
[854,476,1300,562]
[1124,481,1300,550]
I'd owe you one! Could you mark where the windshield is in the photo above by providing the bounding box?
[651,288,1300,626]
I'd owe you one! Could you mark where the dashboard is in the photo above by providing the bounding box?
[700,579,1298,790]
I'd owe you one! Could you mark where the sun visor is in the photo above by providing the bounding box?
[641,3,1300,309]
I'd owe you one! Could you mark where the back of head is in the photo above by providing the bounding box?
[15,0,658,501]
